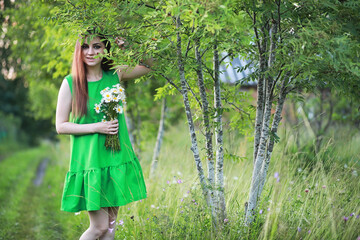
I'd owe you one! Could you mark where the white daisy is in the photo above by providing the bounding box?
[112,95,120,102]
[111,88,119,94]
[100,87,110,95]
[94,103,101,113]
[114,105,123,114]
[112,83,121,89]
[103,91,112,103]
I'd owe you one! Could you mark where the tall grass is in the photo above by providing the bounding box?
[0,123,359,239]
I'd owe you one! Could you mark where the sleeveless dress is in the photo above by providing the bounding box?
[60,69,147,212]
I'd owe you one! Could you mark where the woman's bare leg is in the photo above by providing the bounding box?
[99,206,119,240]
[79,208,109,240]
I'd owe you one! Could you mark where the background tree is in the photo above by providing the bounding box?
[234,0,360,224]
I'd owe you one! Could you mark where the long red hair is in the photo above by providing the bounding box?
[71,35,113,117]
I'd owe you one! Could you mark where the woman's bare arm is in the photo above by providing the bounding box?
[114,38,154,81]
[116,65,152,81]
[55,79,118,135]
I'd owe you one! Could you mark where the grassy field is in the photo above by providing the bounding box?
[0,123,359,240]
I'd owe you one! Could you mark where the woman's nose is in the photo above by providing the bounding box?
[88,46,95,55]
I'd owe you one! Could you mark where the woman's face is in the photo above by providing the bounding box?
[81,36,105,67]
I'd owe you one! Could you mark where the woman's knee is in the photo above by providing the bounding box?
[91,224,109,237]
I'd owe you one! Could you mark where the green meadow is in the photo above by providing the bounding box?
[0,123,359,240]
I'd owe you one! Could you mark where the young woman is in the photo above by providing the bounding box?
[56,34,151,240]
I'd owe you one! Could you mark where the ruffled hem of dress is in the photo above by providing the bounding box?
[60,158,147,212]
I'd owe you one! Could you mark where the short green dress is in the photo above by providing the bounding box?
[60,69,147,212]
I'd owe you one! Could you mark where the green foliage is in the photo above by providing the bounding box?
[0,123,359,239]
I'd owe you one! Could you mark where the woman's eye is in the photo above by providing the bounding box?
[81,45,89,49]
[94,45,101,49]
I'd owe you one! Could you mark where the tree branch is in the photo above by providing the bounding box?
[185,80,203,109]
[157,72,182,93]
[227,101,252,119]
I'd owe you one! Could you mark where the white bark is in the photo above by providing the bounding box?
[150,97,167,179]
[175,16,216,219]
[245,93,273,224]
[213,44,226,224]
[258,76,287,195]
[246,21,278,224]
[195,39,215,189]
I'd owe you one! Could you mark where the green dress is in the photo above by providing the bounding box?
[60,69,147,212]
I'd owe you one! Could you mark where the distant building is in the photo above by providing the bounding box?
[219,53,257,89]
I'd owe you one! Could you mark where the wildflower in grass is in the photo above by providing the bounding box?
[224,218,229,224]
[350,213,355,217]
[177,171,182,176]
[259,209,263,214]
[357,236,360,240]
[75,212,81,216]
[308,230,311,234]
[163,188,165,191]
[180,210,184,213]
[108,228,114,233]
[146,218,149,220]
[297,227,301,232]
[181,198,184,202]
[166,180,170,184]
[194,202,198,205]
[322,185,326,189]
[127,207,130,210]
[187,190,190,194]
[356,215,359,219]
[140,200,142,202]
[267,208,270,211]
[273,172,280,182]
[352,170,358,177]
[151,205,155,208]
[233,176,238,180]
[110,220,116,225]
[343,216,349,222]
[305,188,309,193]
[177,179,183,184]
[118,219,124,226]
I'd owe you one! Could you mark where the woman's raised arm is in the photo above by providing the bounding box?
[116,64,152,81]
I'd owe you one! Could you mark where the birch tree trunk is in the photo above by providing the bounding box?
[213,43,226,224]
[245,88,273,224]
[194,38,215,194]
[245,21,278,224]
[150,97,167,179]
[258,76,288,195]
[253,29,267,163]
[175,16,216,222]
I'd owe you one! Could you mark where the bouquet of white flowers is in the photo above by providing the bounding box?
[94,83,126,151]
